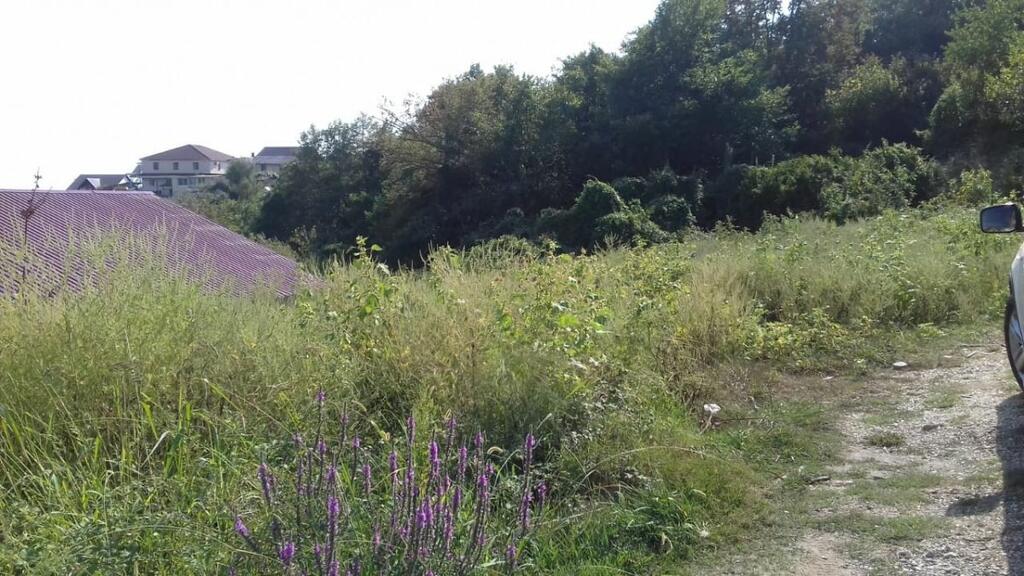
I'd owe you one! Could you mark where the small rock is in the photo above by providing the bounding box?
[893,361,909,370]
[808,475,832,484]
[922,423,944,432]
[870,471,889,480]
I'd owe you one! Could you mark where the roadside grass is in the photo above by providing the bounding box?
[0,207,1017,572]
[867,431,906,449]
[816,513,948,544]
[925,386,963,410]
[846,472,946,508]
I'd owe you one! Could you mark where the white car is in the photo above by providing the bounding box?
[982,203,1024,388]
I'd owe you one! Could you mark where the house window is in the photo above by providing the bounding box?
[260,164,267,171]
[193,161,199,170]
[152,161,159,170]
[178,178,190,186]
[173,161,179,170]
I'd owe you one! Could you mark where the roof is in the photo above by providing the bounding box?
[0,189,304,297]
[67,174,132,190]
[141,144,235,162]
[256,146,300,157]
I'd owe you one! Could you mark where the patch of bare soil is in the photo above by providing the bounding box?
[705,344,1024,575]
[805,346,1018,575]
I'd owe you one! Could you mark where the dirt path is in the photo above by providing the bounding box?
[706,343,1024,575]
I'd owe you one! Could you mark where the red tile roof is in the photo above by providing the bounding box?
[0,189,304,297]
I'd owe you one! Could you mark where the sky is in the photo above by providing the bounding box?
[0,0,663,190]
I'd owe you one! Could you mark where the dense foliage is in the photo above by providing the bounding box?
[192,0,1024,263]
[0,207,1017,572]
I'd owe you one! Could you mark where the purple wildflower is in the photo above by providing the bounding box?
[258,462,274,505]
[457,445,468,479]
[352,436,361,450]
[537,481,547,511]
[362,462,372,496]
[279,541,296,566]
[328,495,340,524]
[328,560,339,576]
[407,415,416,446]
[233,515,250,539]
[317,438,328,457]
[316,388,326,405]
[372,524,382,551]
[506,543,519,570]
[292,433,304,448]
[522,433,537,476]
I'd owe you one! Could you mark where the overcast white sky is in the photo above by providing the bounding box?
[0,0,662,189]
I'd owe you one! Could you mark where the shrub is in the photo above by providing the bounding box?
[821,143,942,223]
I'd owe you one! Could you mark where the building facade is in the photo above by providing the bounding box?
[134,144,235,197]
[250,146,299,177]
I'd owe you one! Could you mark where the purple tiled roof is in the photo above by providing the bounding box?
[0,189,304,297]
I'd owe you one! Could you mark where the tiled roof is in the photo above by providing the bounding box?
[0,189,304,297]
[141,144,235,162]
[256,146,300,157]
[67,174,131,190]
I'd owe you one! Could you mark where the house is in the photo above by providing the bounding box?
[0,189,304,297]
[251,146,299,176]
[67,174,139,191]
[134,144,235,197]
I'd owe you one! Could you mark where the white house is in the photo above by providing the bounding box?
[251,146,299,176]
[134,144,235,197]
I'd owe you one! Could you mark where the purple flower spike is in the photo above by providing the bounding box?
[327,465,338,485]
[328,495,340,524]
[474,431,484,452]
[389,451,398,478]
[314,543,323,560]
[317,438,328,456]
[506,543,519,570]
[233,515,250,539]
[279,541,296,566]
[362,462,372,495]
[407,415,416,445]
[328,560,339,576]
[292,433,304,448]
[316,388,326,405]
[352,436,361,450]
[258,462,274,505]
[538,482,548,509]
[372,524,382,551]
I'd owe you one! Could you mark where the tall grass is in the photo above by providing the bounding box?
[0,207,1016,573]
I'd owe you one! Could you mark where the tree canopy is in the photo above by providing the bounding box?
[216,0,1024,263]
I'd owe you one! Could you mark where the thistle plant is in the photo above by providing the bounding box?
[230,389,544,574]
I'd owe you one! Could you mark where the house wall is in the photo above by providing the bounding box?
[137,159,230,196]
[137,159,228,176]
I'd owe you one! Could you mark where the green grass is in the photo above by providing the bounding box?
[925,386,963,410]
[866,431,906,449]
[0,206,1016,572]
[817,513,948,543]
[846,472,945,507]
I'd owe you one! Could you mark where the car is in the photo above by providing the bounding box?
[981,203,1024,388]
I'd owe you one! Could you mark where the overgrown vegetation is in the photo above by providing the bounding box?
[183,0,1024,264]
[0,206,1016,572]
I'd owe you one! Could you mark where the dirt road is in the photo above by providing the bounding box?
[709,343,1024,575]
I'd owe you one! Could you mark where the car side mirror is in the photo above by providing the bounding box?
[981,203,1024,233]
